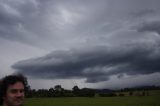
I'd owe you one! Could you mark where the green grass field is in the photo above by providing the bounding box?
[25,95,160,106]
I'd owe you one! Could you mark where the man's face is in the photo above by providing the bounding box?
[3,82,25,106]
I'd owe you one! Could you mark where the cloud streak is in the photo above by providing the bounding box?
[137,21,160,35]
[12,40,160,83]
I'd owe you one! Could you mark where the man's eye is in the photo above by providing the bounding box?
[10,89,24,93]
[10,89,18,93]
[20,90,24,93]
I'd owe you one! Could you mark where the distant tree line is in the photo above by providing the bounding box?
[26,85,95,98]
[25,85,160,98]
[118,85,160,92]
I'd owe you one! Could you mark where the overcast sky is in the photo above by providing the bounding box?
[0,0,160,90]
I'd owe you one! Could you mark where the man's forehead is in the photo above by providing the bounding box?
[8,82,24,89]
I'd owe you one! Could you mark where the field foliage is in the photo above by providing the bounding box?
[25,95,160,106]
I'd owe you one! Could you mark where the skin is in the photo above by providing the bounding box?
[3,82,25,106]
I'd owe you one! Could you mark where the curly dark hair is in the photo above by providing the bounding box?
[0,73,28,105]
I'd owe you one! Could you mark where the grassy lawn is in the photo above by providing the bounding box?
[25,95,160,106]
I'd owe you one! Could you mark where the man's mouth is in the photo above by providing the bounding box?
[15,98,23,103]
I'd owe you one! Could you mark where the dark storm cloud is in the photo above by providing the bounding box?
[1,0,160,84]
[12,43,160,83]
[137,21,160,35]
[1,0,160,49]
[0,0,61,48]
[0,6,20,25]
[0,0,108,49]
[131,9,155,18]
[0,0,39,46]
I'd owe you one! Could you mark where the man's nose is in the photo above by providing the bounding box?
[16,91,23,97]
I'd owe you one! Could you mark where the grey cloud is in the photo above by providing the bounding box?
[0,0,37,45]
[1,0,160,50]
[12,43,160,83]
[137,21,160,35]
[131,9,156,18]
[1,0,97,49]
[0,0,52,45]
[1,0,160,84]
